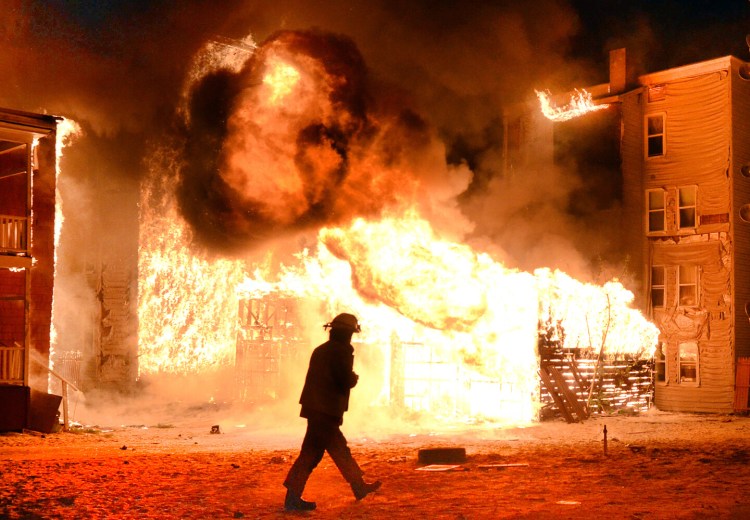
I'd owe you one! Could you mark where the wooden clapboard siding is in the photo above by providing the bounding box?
[655,383,735,413]
[642,66,730,216]
[638,58,735,413]
[731,58,750,359]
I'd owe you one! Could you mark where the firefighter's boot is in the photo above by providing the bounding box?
[352,480,382,501]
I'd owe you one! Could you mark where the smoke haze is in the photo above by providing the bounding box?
[1,1,747,424]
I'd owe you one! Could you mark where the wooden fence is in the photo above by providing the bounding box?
[539,349,653,420]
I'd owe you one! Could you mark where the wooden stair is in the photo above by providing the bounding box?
[539,362,590,423]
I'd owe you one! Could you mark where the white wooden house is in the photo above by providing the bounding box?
[504,51,750,414]
[620,55,750,413]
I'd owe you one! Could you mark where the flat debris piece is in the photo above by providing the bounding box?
[418,447,467,464]
[415,464,464,472]
[477,463,529,470]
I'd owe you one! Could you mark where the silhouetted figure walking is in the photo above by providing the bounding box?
[283,313,382,511]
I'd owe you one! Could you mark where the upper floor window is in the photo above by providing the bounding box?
[678,186,697,229]
[678,265,698,307]
[647,189,666,232]
[651,265,665,309]
[646,113,665,158]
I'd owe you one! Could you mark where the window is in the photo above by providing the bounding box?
[646,114,665,157]
[678,341,698,383]
[678,265,698,306]
[651,266,665,309]
[678,186,697,229]
[655,342,666,383]
[647,189,666,232]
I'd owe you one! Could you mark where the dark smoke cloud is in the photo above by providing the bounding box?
[177,29,461,252]
[1,0,746,264]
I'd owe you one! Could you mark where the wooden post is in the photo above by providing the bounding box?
[587,294,611,411]
[603,424,608,456]
[62,379,70,432]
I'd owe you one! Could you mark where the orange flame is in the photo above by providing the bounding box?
[536,89,609,122]
[134,39,657,425]
[263,61,301,104]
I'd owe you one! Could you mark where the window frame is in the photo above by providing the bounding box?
[654,342,667,385]
[677,341,699,385]
[677,185,698,231]
[677,264,699,308]
[646,188,666,234]
[650,265,666,312]
[645,113,666,158]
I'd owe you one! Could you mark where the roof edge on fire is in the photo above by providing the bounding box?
[0,107,61,136]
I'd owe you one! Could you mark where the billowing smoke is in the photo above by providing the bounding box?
[0,1,746,425]
[177,29,471,253]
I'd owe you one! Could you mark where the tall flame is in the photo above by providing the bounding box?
[137,199,658,423]
[50,118,82,384]
[134,35,658,425]
[536,89,609,122]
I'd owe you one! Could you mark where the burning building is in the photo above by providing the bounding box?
[12,30,728,430]
[0,107,61,431]
[513,49,750,414]
[99,33,658,426]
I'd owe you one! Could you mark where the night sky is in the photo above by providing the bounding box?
[4,1,747,133]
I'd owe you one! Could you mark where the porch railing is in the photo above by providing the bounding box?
[0,342,25,385]
[0,215,28,254]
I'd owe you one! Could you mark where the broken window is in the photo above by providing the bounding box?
[678,341,698,384]
[647,189,666,232]
[678,265,698,307]
[646,113,665,157]
[678,186,697,229]
[651,265,665,310]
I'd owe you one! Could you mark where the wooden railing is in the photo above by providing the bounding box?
[0,215,28,254]
[32,356,80,432]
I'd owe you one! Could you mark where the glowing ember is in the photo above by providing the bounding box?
[536,89,609,122]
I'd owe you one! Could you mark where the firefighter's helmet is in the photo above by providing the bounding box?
[324,313,361,333]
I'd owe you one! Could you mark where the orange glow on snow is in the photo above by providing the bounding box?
[536,89,609,122]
